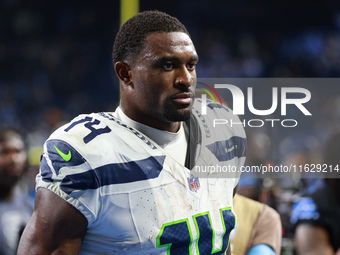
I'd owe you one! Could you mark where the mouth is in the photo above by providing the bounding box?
[171,92,194,105]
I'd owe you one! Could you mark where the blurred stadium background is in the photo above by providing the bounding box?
[1,0,340,254]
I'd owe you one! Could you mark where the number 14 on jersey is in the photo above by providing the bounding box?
[157,207,235,255]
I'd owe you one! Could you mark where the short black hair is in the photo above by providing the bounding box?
[112,10,189,64]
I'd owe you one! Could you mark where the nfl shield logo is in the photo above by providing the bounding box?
[188,177,200,192]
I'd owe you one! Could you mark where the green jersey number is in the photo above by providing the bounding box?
[157,207,235,255]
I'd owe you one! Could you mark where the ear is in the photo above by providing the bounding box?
[114,61,132,85]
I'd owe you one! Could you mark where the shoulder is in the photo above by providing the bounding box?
[49,112,113,144]
[39,113,119,182]
[192,98,235,120]
[192,98,246,137]
[192,99,247,159]
[37,113,123,224]
[50,112,158,152]
[39,112,164,187]
[45,112,143,160]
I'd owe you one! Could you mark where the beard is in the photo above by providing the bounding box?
[162,87,195,122]
[163,103,192,122]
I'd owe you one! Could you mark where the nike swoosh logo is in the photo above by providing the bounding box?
[54,145,72,161]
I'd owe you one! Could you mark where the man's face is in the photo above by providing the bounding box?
[0,135,27,189]
[125,32,198,131]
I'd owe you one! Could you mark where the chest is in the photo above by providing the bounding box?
[83,169,235,254]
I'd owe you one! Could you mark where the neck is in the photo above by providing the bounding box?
[120,104,181,133]
[137,118,180,133]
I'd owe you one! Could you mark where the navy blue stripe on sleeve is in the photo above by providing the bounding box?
[206,136,247,162]
[60,155,166,194]
[46,139,86,175]
[40,156,53,182]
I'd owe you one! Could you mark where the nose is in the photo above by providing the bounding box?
[175,67,194,89]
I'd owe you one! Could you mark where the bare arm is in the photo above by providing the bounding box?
[17,188,88,255]
[295,224,334,255]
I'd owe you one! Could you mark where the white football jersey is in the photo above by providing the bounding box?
[36,99,246,254]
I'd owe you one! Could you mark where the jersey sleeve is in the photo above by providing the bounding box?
[230,112,247,188]
[210,103,247,188]
[196,99,247,188]
[36,115,102,226]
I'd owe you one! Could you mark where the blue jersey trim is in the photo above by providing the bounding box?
[40,156,53,182]
[99,112,158,150]
[206,136,247,162]
[46,139,86,175]
[60,155,166,194]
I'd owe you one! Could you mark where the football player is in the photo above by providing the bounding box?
[18,11,246,254]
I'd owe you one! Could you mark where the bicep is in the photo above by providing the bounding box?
[18,187,88,255]
[295,224,334,255]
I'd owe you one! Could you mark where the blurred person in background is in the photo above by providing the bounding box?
[0,127,34,255]
[276,134,324,245]
[232,132,281,255]
[230,193,282,255]
[291,131,340,255]
[279,134,323,194]
[237,131,275,207]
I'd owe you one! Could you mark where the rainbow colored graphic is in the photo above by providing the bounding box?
[197,82,222,105]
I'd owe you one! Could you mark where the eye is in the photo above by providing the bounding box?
[163,62,173,70]
[187,63,196,71]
